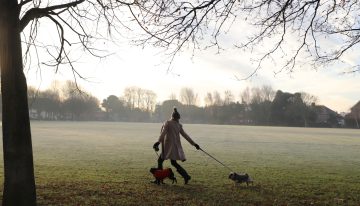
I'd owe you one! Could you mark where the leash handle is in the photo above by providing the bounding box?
[200,148,233,172]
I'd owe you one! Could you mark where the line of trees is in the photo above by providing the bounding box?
[27,81,100,121]
[24,82,158,122]
[0,81,349,128]
[0,80,349,127]
[154,86,326,127]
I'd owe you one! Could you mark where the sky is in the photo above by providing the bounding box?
[23,6,360,114]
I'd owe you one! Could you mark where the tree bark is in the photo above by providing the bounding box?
[0,0,37,205]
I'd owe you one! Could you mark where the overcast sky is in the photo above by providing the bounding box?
[24,13,360,114]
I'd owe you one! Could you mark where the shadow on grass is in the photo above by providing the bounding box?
[145,179,271,205]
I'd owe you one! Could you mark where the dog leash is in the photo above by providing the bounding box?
[154,150,160,158]
[200,148,234,172]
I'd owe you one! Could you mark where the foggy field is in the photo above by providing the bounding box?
[1,122,360,205]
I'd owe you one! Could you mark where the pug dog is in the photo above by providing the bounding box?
[150,168,177,185]
[228,172,253,186]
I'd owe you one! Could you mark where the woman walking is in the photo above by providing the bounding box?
[153,108,200,184]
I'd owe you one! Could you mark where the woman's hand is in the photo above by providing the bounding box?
[153,142,160,151]
[194,144,200,150]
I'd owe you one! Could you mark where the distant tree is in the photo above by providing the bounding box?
[180,87,198,106]
[261,85,275,102]
[169,93,177,100]
[63,93,99,120]
[204,92,214,106]
[123,87,137,110]
[62,81,99,120]
[122,86,156,112]
[300,92,318,106]
[62,98,81,120]
[102,95,121,113]
[328,112,341,128]
[155,99,183,121]
[300,92,319,127]
[204,101,247,125]
[204,92,215,123]
[240,87,251,105]
[239,86,275,125]
[28,84,62,120]
[143,90,157,112]
[27,86,38,107]
[223,90,235,105]
[182,104,205,123]
[250,87,262,104]
[102,95,126,121]
[286,93,307,126]
[270,91,311,126]
[38,89,61,120]
[213,91,223,106]
[82,95,100,119]
[48,81,64,100]
[249,100,272,125]
[135,87,144,109]
[270,91,294,126]
[62,81,80,100]
[248,86,274,125]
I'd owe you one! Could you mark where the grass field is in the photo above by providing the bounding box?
[0,121,360,205]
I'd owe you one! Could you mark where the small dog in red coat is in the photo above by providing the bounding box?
[150,167,177,185]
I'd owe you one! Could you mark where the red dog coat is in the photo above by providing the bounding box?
[153,168,172,180]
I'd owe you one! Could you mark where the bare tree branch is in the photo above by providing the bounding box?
[19,0,32,8]
[129,0,359,77]
[20,0,85,32]
[20,0,360,84]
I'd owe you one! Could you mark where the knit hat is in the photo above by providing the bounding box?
[172,107,180,120]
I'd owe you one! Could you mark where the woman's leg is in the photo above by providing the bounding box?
[170,160,191,184]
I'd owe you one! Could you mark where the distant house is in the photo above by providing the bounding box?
[351,101,360,114]
[346,101,360,128]
[29,109,38,119]
[312,104,343,127]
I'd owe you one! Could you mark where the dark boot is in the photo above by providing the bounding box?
[177,168,191,184]
[171,160,191,184]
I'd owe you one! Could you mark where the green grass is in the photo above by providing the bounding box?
[1,122,360,205]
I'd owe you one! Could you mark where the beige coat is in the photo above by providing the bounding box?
[158,120,196,161]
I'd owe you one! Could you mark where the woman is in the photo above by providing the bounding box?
[153,108,200,184]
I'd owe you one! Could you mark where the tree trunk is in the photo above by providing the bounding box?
[0,1,37,205]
